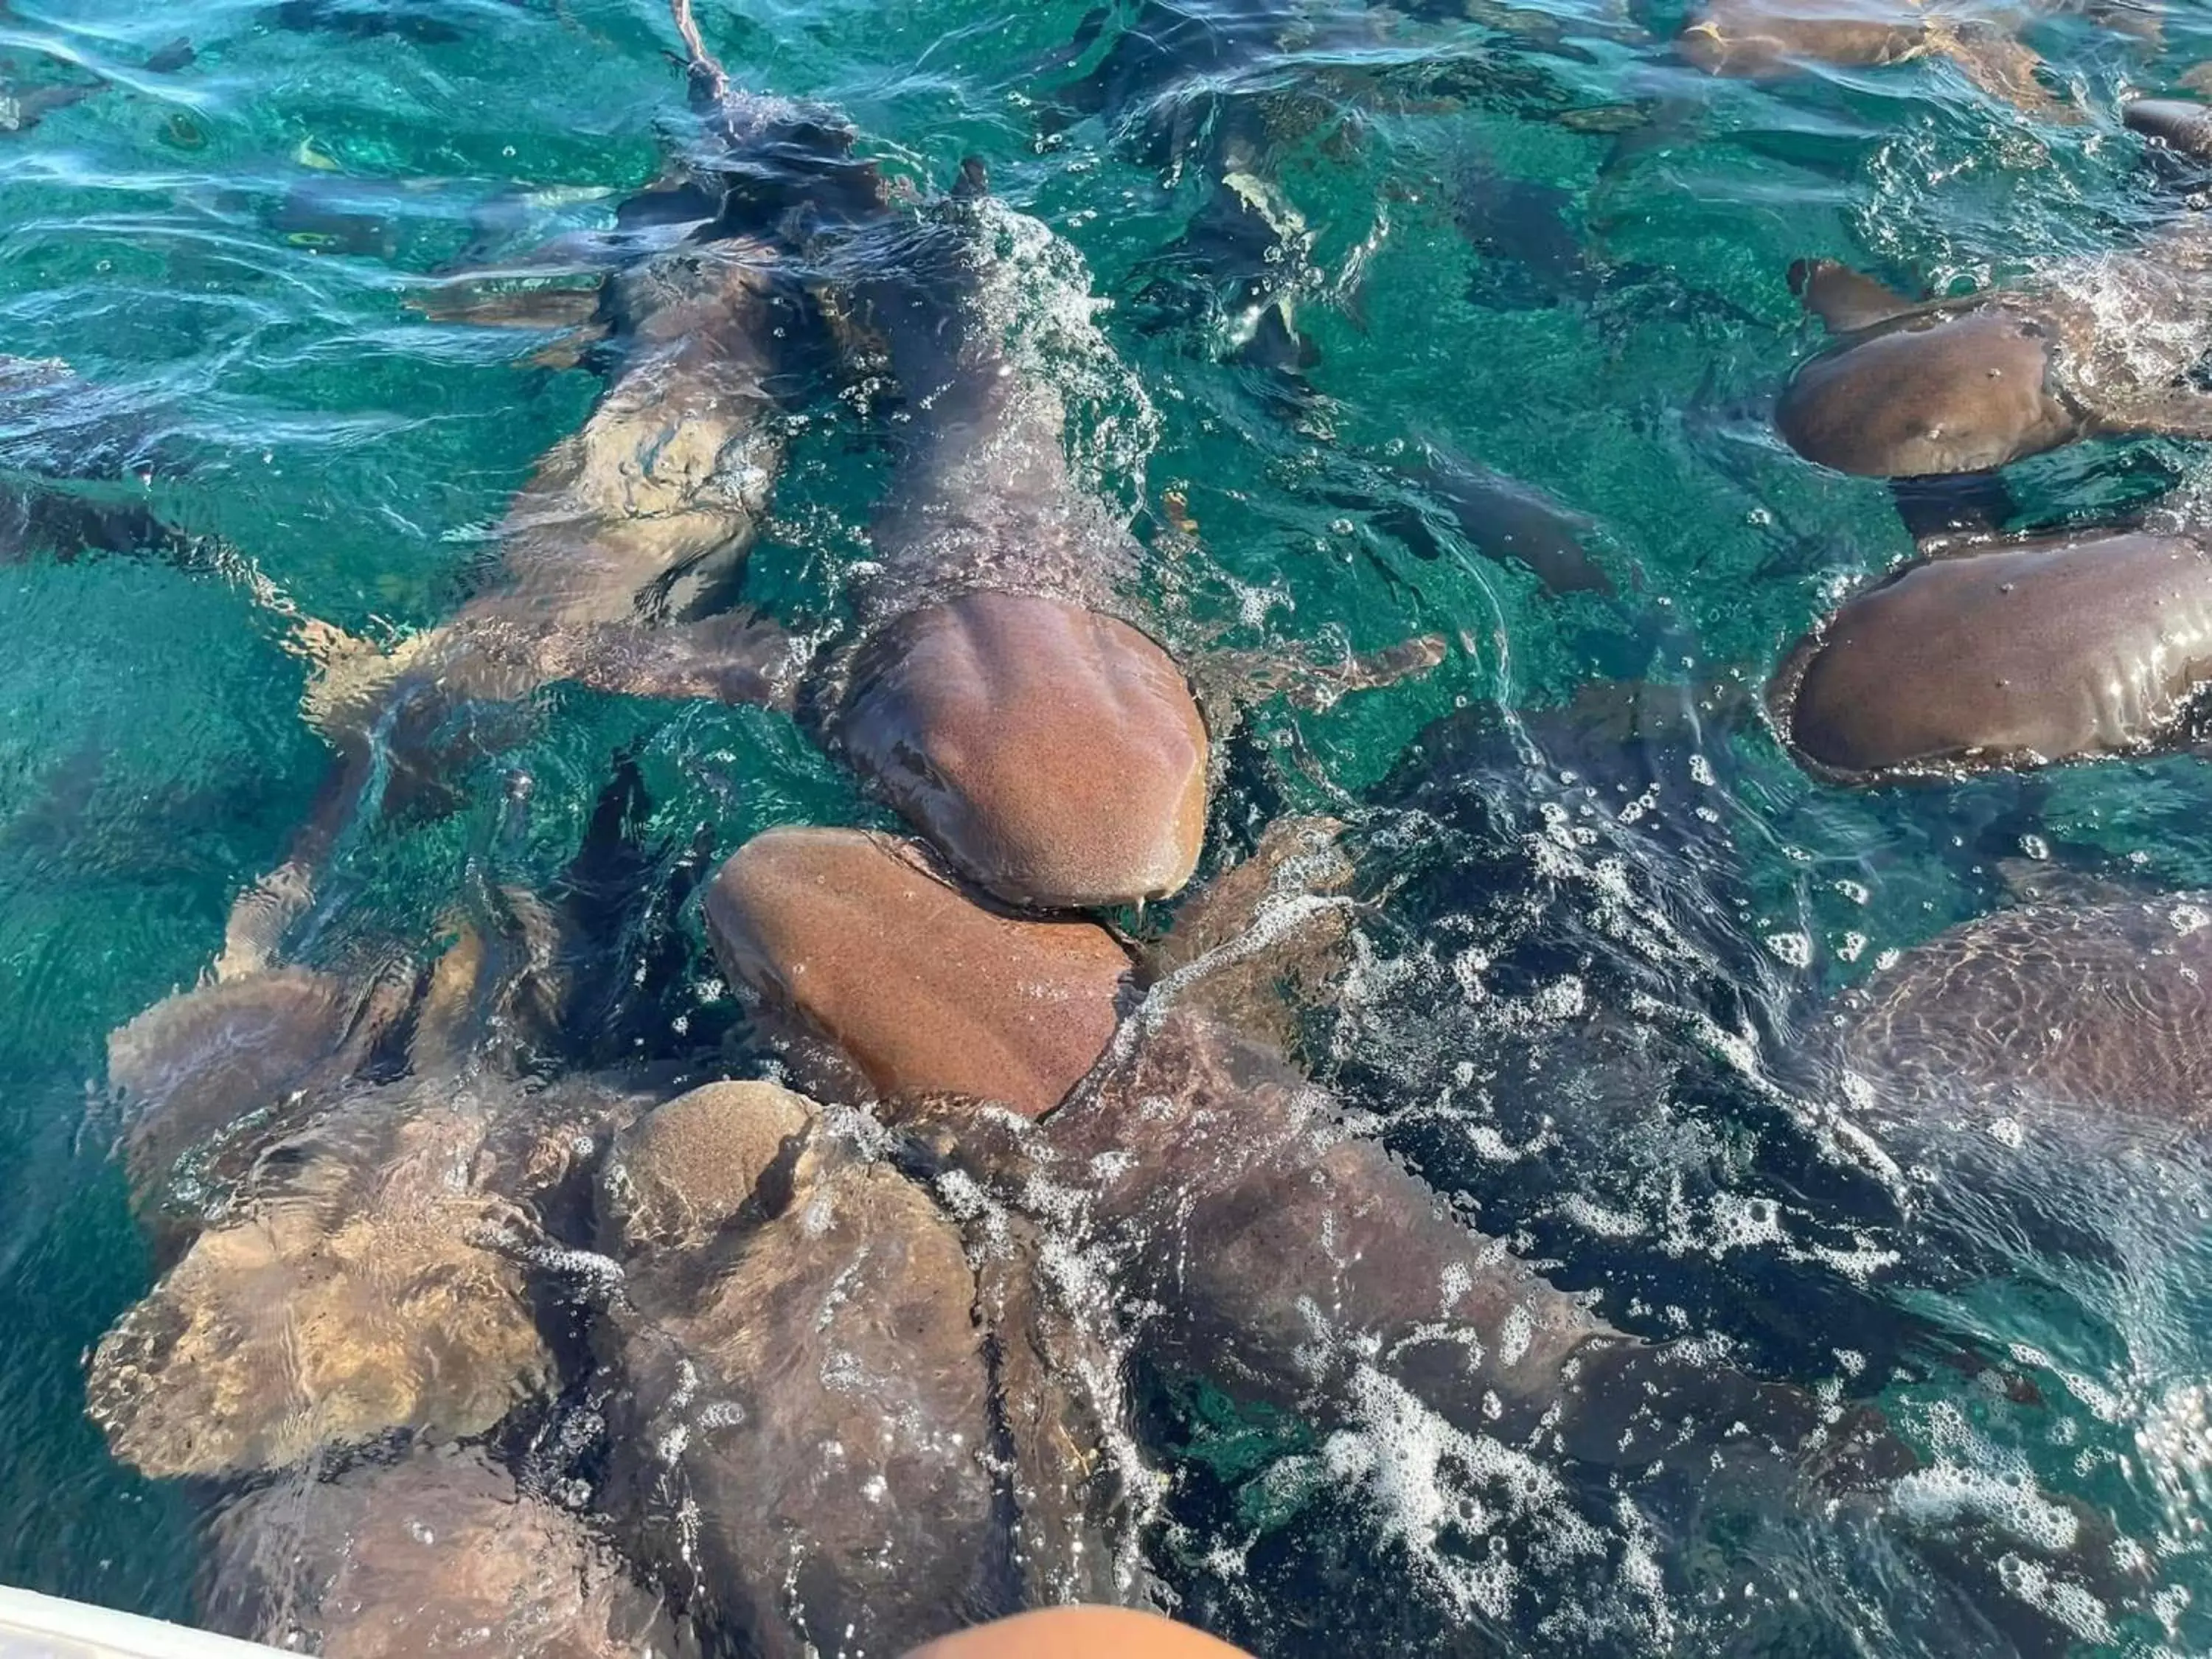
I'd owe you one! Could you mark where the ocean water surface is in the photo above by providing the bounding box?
[4,0,2212,1652]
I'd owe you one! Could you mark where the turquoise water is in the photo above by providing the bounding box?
[5,0,2212,1651]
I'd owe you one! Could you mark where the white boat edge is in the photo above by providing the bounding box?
[0,1585,286,1658]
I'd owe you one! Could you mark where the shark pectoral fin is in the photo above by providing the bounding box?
[405,279,607,331]
[2085,0,2161,46]
[2101,383,2212,442]
[971,1217,1135,1604]
[295,622,431,740]
[410,286,611,365]
[1785,258,1920,333]
[561,610,804,710]
[1239,301,1320,375]
[519,327,606,372]
[1290,632,1450,711]
[1929,20,2077,122]
[1328,632,1450,700]
[1139,815,1358,1054]
[1890,472,2017,543]
[215,859,319,982]
[1208,633,1448,717]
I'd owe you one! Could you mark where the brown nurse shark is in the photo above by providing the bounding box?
[705,818,1905,1497]
[1775,245,2212,479]
[88,905,650,1478]
[591,1077,1121,1656]
[810,187,1220,909]
[219,26,1438,972]
[1679,0,2087,117]
[2125,94,2212,158]
[1769,516,2212,783]
[201,1444,692,1658]
[819,181,1439,908]
[704,825,1135,1116]
[1833,888,2212,1132]
[229,225,816,978]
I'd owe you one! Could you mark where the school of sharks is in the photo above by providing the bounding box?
[13,0,2212,1652]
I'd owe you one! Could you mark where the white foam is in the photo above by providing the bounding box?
[1320,1365,1601,1623]
[2137,1380,2212,1535]
[1994,1554,2113,1644]
[964,197,1161,509]
[1763,932,1813,970]
[1891,1405,2080,1554]
[1557,1194,1646,1239]
[1891,1463,2079,1554]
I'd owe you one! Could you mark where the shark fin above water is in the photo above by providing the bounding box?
[1787,257,1920,333]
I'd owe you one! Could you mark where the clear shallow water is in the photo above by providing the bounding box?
[7,0,2212,1652]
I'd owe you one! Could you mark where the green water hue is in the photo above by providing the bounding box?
[6,0,2212,1649]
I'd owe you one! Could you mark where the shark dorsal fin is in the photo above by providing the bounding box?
[1787,258,1919,333]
